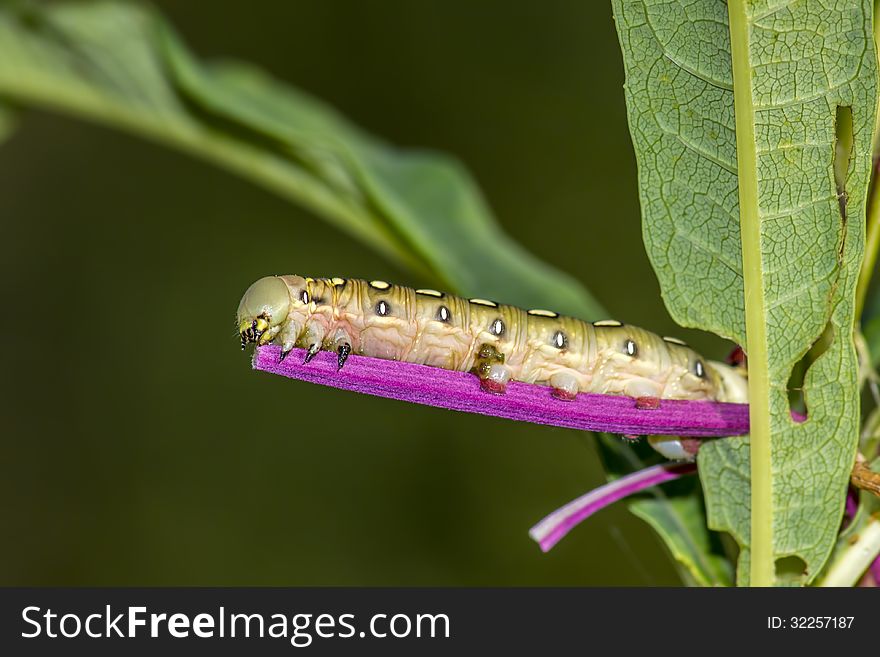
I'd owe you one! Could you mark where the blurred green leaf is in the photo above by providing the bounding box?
[613,0,877,584]
[0,0,600,316]
[0,101,15,134]
[597,435,731,586]
[0,100,17,143]
[866,315,880,368]
[630,494,732,587]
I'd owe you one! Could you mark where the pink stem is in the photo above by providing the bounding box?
[252,346,750,437]
[529,462,697,552]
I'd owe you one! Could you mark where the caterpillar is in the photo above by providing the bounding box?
[237,275,749,459]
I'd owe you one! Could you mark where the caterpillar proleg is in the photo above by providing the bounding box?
[237,275,748,458]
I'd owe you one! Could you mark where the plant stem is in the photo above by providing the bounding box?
[728,0,774,587]
[855,159,880,319]
[819,517,880,587]
[528,462,697,552]
[856,1,880,319]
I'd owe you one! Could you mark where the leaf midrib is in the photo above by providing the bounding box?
[728,0,774,587]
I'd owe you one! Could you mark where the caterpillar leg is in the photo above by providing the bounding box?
[550,372,579,401]
[304,343,321,363]
[635,396,661,410]
[299,321,327,365]
[331,329,354,370]
[647,435,700,461]
[481,363,512,394]
[473,343,510,394]
[278,322,303,362]
[624,378,662,409]
[337,342,352,370]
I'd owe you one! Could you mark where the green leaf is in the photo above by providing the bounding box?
[865,315,880,368]
[0,100,17,143]
[0,0,600,317]
[597,435,732,586]
[629,493,733,587]
[613,0,877,584]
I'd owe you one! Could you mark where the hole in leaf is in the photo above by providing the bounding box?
[787,321,835,418]
[775,555,808,584]
[785,108,850,419]
[834,105,853,217]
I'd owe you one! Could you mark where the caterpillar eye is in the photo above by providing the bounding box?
[437,305,451,323]
[299,290,310,304]
[375,300,391,316]
[624,339,638,358]
[490,318,505,337]
[694,360,706,379]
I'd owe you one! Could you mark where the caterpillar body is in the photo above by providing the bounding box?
[237,275,748,459]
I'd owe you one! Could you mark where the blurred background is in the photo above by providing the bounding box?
[0,0,733,585]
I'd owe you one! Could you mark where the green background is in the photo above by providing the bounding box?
[0,0,730,585]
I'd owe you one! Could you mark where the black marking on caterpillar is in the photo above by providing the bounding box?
[236,275,749,407]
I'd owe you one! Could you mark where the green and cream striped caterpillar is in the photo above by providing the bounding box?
[237,275,749,426]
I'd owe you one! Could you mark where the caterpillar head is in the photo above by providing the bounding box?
[237,276,292,350]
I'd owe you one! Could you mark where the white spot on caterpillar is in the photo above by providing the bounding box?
[330,277,346,286]
[490,318,505,336]
[469,298,498,307]
[376,300,391,316]
[437,306,451,322]
[369,280,391,290]
[662,336,688,346]
[593,319,623,327]
[624,339,638,357]
[416,288,443,297]
[553,330,567,349]
[527,308,558,317]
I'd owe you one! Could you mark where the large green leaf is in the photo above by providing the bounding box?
[613,0,877,584]
[0,0,600,317]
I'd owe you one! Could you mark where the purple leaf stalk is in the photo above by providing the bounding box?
[529,462,697,552]
[253,346,750,437]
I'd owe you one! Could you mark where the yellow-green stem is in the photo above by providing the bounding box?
[728,0,774,587]
[855,166,880,319]
[857,1,880,319]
